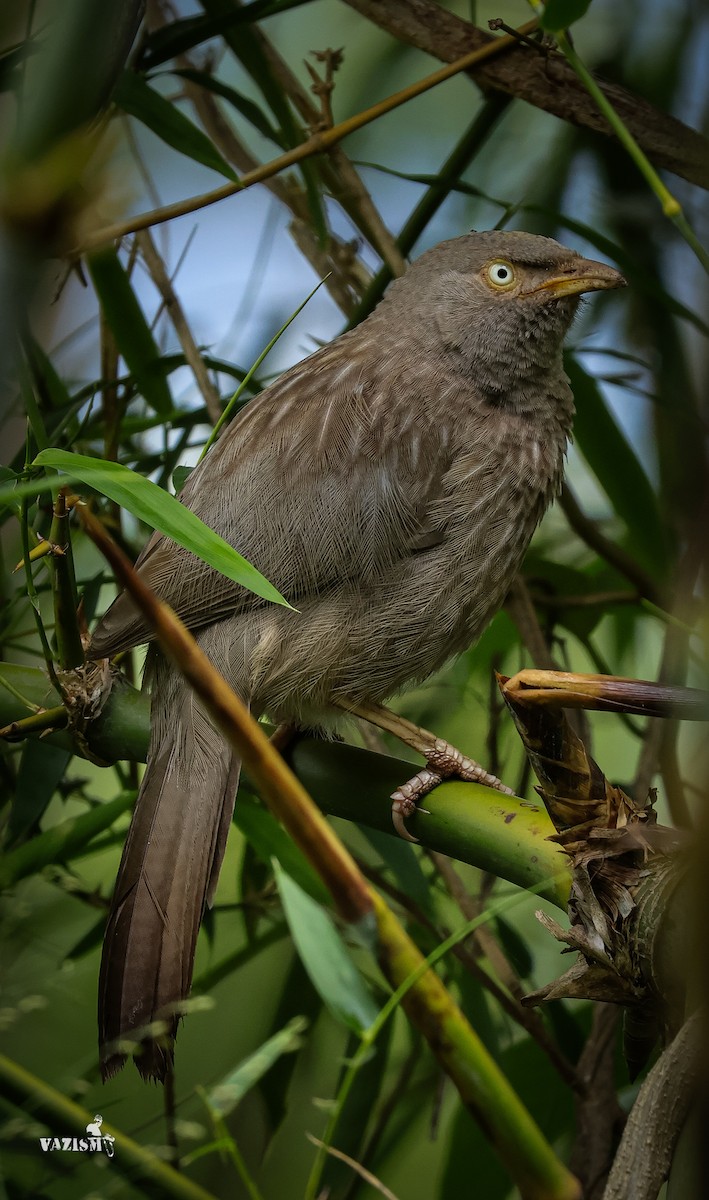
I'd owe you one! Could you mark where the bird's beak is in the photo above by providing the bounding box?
[524,258,627,300]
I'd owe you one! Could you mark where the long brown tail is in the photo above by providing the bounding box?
[99,682,240,1082]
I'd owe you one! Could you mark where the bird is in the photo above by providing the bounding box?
[90,230,626,1080]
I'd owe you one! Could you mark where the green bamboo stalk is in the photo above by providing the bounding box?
[48,492,84,669]
[0,1053,218,1200]
[0,790,134,889]
[0,661,570,904]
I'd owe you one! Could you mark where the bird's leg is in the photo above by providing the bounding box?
[335,700,514,842]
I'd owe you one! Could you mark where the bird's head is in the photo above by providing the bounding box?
[386,230,626,404]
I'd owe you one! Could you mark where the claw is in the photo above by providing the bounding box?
[390,769,442,841]
[391,797,420,842]
[389,739,513,841]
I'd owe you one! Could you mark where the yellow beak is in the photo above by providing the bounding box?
[525,258,627,299]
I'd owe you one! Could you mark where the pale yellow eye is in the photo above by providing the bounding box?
[486,261,516,288]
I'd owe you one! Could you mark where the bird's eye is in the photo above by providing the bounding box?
[486,261,516,288]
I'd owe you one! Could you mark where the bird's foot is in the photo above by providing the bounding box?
[332,699,514,843]
[390,739,514,841]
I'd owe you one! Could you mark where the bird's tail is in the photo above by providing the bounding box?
[98,681,240,1082]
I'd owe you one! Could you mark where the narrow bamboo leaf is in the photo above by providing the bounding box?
[274,862,379,1034]
[234,794,330,905]
[0,467,23,514]
[0,792,133,890]
[66,914,107,962]
[540,0,592,32]
[321,1023,394,1197]
[0,41,34,93]
[71,352,252,407]
[495,916,534,979]
[205,1016,308,1116]
[258,954,324,1131]
[87,248,172,415]
[200,0,328,243]
[114,70,237,182]
[171,465,193,494]
[23,336,73,411]
[141,12,235,66]
[31,450,291,608]
[141,0,312,68]
[360,827,433,915]
[566,357,669,576]
[8,743,72,846]
[169,68,283,146]
[300,159,328,247]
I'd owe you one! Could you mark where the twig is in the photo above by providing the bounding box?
[347,93,511,327]
[175,47,362,314]
[342,0,709,190]
[306,1134,400,1200]
[633,549,698,826]
[222,4,407,279]
[76,502,580,1200]
[506,578,588,742]
[530,590,639,609]
[0,705,68,741]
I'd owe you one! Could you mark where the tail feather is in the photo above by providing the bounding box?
[99,699,240,1082]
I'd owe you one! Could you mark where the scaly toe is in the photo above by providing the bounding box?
[390,768,443,841]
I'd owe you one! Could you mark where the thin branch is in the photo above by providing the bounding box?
[429,850,582,1094]
[136,228,222,424]
[560,485,662,607]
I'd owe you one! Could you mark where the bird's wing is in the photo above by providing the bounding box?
[90,336,457,657]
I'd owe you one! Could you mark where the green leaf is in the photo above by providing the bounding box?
[274,862,379,1034]
[87,247,172,415]
[205,1016,308,1116]
[0,467,23,514]
[566,356,669,577]
[321,1024,394,1197]
[234,793,330,905]
[31,449,291,608]
[8,743,72,846]
[169,68,283,147]
[0,792,134,890]
[258,953,325,1131]
[540,0,593,32]
[199,0,328,244]
[23,335,73,412]
[171,465,193,494]
[113,70,237,181]
[140,0,315,70]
